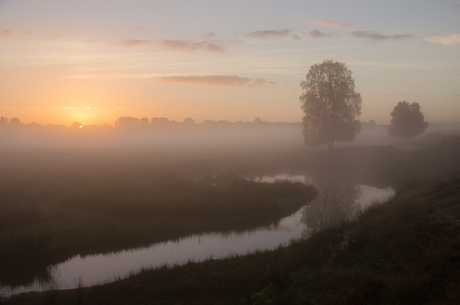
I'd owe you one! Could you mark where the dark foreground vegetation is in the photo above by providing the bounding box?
[0,165,315,287]
[3,134,459,304]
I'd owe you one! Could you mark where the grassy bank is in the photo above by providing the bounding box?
[0,172,315,287]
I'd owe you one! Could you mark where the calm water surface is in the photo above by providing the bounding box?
[1,175,394,297]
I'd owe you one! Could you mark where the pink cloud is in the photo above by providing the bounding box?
[149,75,278,89]
[306,20,350,30]
[0,30,14,37]
[0,30,32,38]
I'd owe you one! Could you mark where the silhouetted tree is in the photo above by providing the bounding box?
[387,101,429,138]
[10,117,21,126]
[157,117,170,124]
[300,60,362,148]
[116,116,139,128]
[183,117,195,125]
[0,116,9,126]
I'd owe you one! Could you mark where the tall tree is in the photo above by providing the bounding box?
[300,60,362,148]
[387,101,429,138]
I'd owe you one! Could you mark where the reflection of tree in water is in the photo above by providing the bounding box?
[302,183,361,235]
[0,235,52,289]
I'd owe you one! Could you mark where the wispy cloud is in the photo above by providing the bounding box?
[351,31,414,42]
[159,40,225,53]
[309,30,338,39]
[245,29,299,40]
[0,30,33,38]
[424,34,460,45]
[145,65,184,78]
[119,39,151,47]
[148,75,278,89]
[305,20,349,30]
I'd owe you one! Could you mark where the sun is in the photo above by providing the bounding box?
[63,106,99,126]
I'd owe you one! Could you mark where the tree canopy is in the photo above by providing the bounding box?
[388,101,429,139]
[300,60,362,148]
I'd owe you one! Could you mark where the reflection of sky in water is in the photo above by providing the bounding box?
[1,175,394,297]
[50,208,306,290]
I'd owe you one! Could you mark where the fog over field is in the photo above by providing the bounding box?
[2,120,459,153]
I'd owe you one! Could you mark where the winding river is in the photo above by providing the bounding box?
[1,175,394,297]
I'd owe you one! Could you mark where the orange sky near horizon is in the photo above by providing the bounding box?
[1,1,459,127]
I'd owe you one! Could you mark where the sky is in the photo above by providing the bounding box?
[0,0,459,126]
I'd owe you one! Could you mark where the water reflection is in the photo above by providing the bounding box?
[0,174,394,297]
[302,183,361,235]
[0,208,305,297]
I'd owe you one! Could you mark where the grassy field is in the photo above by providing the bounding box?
[0,154,316,288]
[2,136,460,304]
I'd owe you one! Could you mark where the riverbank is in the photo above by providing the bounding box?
[4,137,459,304]
[0,172,315,288]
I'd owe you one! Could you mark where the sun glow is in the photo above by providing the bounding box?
[62,105,100,126]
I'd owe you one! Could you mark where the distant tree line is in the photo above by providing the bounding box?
[0,116,112,130]
[113,116,304,129]
[0,115,301,131]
